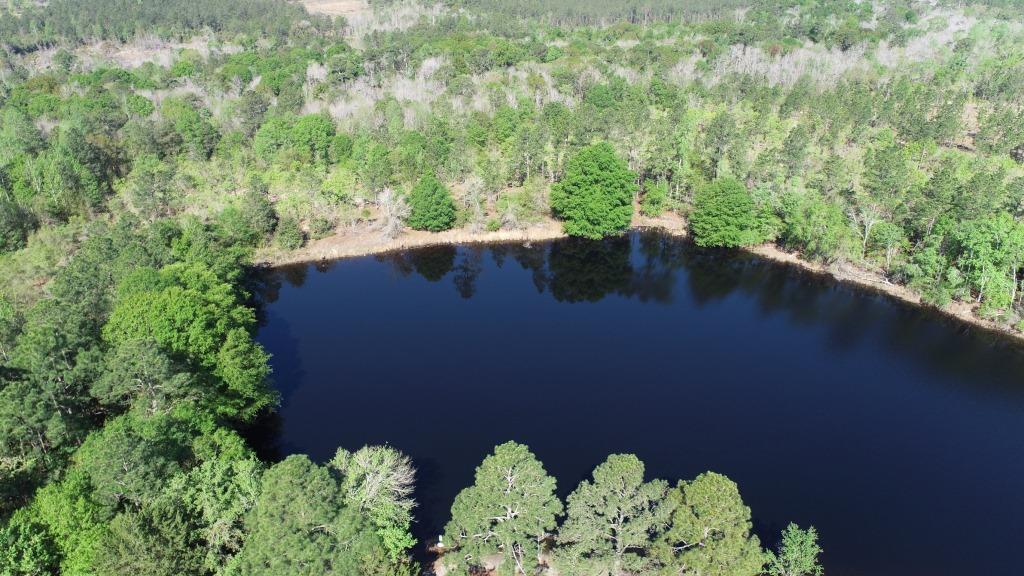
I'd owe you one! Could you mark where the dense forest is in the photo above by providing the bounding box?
[1,0,1022,573]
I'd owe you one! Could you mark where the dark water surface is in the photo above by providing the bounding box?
[254,233,1024,576]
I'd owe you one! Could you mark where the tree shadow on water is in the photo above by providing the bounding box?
[548,235,633,303]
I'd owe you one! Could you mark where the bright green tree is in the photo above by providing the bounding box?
[31,470,109,576]
[780,188,850,262]
[640,181,669,218]
[102,262,275,420]
[443,441,562,576]
[690,177,764,248]
[556,454,674,576]
[290,114,335,162]
[766,523,824,576]
[951,213,1024,317]
[407,173,457,232]
[551,142,636,239]
[163,443,264,574]
[0,508,58,576]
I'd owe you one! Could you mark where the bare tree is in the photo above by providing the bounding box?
[376,187,409,239]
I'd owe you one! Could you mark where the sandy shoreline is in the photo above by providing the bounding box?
[256,214,1024,344]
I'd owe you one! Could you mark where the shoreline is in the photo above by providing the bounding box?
[256,214,1024,345]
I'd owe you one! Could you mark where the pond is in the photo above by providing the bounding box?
[254,232,1024,576]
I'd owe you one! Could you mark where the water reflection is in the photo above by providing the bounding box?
[256,232,1024,400]
[254,231,1024,576]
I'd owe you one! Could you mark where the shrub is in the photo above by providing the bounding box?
[0,201,36,254]
[641,180,669,217]
[309,217,334,239]
[275,217,305,250]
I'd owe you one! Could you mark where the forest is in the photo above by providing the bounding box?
[1,0,1022,573]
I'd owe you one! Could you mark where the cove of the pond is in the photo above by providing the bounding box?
[252,232,1024,576]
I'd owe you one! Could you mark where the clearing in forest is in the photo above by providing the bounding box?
[302,0,369,16]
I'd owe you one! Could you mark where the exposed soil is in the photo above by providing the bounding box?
[258,219,568,266]
[301,0,370,16]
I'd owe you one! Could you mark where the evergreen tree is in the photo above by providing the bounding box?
[556,454,674,576]
[653,472,765,576]
[551,142,636,239]
[690,177,764,248]
[443,442,562,576]
[766,523,824,576]
[407,173,457,232]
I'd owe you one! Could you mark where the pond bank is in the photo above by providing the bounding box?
[255,213,1024,344]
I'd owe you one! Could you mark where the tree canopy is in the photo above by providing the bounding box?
[407,173,457,232]
[690,177,768,248]
[444,441,562,576]
[551,142,637,239]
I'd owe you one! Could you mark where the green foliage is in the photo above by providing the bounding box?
[216,185,278,248]
[949,213,1024,317]
[274,216,305,250]
[163,444,264,574]
[0,0,326,50]
[0,201,35,254]
[766,523,824,576]
[73,413,190,510]
[780,188,851,263]
[556,454,673,575]
[407,173,457,232]
[331,446,417,561]
[92,501,205,576]
[91,339,194,415]
[160,98,219,160]
[640,180,669,217]
[117,154,177,221]
[0,296,20,363]
[290,114,336,162]
[232,455,405,576]
[125,94,155,118]
[551,142,636,239]
[654,472,765,576]
[102,262,275,420]
[690,177,765,248]
[444,441,562,576]
[30,470,109,576]
[0,508,59,576]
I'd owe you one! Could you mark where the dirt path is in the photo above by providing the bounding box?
[256,215,1024,343]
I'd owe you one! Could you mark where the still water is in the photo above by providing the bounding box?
[254,233,1024,576]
